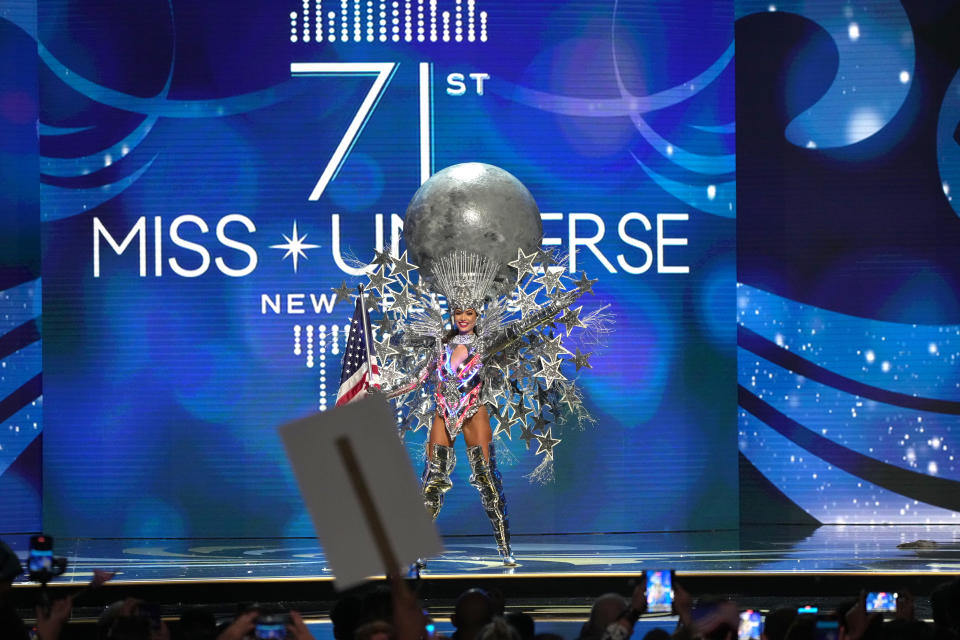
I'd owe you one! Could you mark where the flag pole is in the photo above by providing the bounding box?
[357,284,376,388]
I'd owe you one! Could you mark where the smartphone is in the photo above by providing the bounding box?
[28,535,54,576]
[255,614,287,640]
[814,616,840,640]
[738,610,763,640]
[865,592,897,613]
[644,569,675,613]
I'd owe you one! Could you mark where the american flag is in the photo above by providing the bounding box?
[335,296,380,407]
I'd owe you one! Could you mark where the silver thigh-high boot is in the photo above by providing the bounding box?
[413,443,456,572]
[422,443,456,519]
[467,442,516,565]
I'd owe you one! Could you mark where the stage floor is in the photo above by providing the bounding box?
[6,525,960,584]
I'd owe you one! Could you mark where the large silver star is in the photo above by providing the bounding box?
[570,348,593,371]
[539,334,572,362]
[491,405,513,440]
[557,382,583,414]
[559,305,586,336]
[390,284,415,317]
[536,356,566,390]
[535,428,561,456]
[574,271,597,295]
[507,247,539,282]
[389,251,418,281]
[371,248,393,268]
[270,221,320,273]
[332,280,353,306]
[514,287,540,318]
[376,313,393,335]
[374,334,403,361]
[534,267,564,294]
[366,265,395,296]
[512,398,532,425]
[531,413,550,434]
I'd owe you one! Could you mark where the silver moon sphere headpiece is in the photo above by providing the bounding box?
[431,251,499,312]
[403,162,543,293]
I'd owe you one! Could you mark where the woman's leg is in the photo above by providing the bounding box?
[422,412,456,520]
[462,406,516,565]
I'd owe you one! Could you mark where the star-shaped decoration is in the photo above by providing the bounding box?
[514,287,540,318]
[408,403,433,433]
[491,405,513,440]
[536,248,557,267]
[507,247,539,282]
[371,248,394,268]
[536,385,551,409]
[535,356,566,390]
[270,221,320,273]
[389,250,418,281]
[518,422,537,450]
[574,271,597,295]
[559,305,586,336]
[512,398,532,425]
[534,267,564,294]
[332,280,353,306]
[535,428,561,457]
[391,284,415,317]
[539,334,572,362]
[376,313,393,335]
[374,334,403,361]
[557,382,583,414]
[366,265,395,296]
[570,348,593,371]
[531,413,550,434]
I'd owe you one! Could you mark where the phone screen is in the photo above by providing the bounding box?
[865,592,897,613]
[28,548,53,574]
[645,570,674,613]
[738,610,762,640]
[255,623,287,639]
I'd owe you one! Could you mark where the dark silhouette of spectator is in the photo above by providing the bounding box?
[179,607,217,640]
[534,634,564,640]
[641,629,670,640]
[763,607,798,640]
[356,619,395,640]
[478,617,521,640]
[331,594,365,640]
[880,618,934,640]
[931,578,960,640]
[504,611,534,640]
[577,593,627,640]
[451,589,495,640]
[0,540,28,640]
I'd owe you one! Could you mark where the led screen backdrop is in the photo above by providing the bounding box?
[27,0,737,537]
[736,1,960,524]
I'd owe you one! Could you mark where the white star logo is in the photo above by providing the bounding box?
[271,221,320,273]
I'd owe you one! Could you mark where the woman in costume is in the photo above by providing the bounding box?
[379,251,593,565]
[357,163,606,566]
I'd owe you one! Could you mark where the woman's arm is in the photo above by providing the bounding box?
[377,355,438,399]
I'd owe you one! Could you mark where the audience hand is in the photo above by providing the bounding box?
[894,590,914,621]
[35,595,72,640]
[217,610,257,640]
[842,592,880,640]
[287,610,316,640]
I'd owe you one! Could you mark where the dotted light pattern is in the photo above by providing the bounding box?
[289,0,487,43]
[738,283,960,523]
[294,323,359,411]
